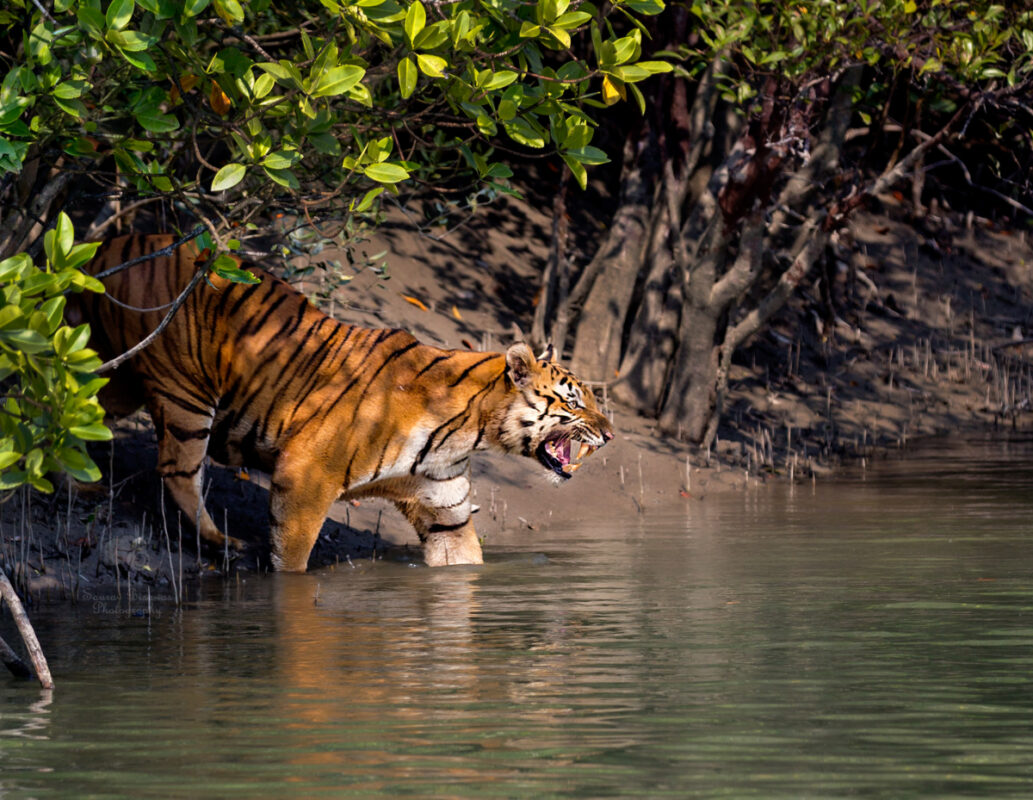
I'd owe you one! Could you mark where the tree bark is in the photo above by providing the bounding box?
[657,215,731,439]
[531,172,569,351]
[568,127,656,382]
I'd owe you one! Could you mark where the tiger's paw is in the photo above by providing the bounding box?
[423,530,484,567]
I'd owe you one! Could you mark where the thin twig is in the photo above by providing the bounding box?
[30,0,57,25]
[94,225,204,279]
[97,256,212,373]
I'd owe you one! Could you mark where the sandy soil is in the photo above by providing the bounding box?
[2,191,1032,606]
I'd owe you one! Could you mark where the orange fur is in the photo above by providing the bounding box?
[80,234,614,570]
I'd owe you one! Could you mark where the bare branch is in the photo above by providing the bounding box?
[97,255,212,373]
[94,225,204,280]
[0,569,53,689]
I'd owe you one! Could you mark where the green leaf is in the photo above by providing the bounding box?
[353,186,384,212]
[253,72,275,99]
[53,80,87,99]
[54,212,74,256]
[262,166,299,189]
[212,254,261,284]
[565,145,608,165]
[398,56,417,99]
[211,162,246,192]
[610,64,651,83]
[64,241,101,271]
[261,150,300,170]
[404,0,426,46]
[553,11,592,29]
[483,70,518,90]
[57,448,102,483]
[106,29,154,52]
[40,296,66,334]
[416,54,447,78]
[505,117,546,148]
[182,0,210,16]
[0,328,50,353]
[622,0,664,14]
[213,0,244,24]
[0,451,21,471]
[519,21,541,38]
[636,60,674,74]
[0,471,28,491]
[135,108,179,133]
[106,0,135,30]
[363,162,410,183]
[69,423,114,442]
[561,154,587,189]
[312,65,365,97]
[548,26,571,48]
[0,254,32,282]
[55,324,91,356]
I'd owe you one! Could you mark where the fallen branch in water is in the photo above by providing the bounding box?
[0,632,32,679]
[0,570,54,689]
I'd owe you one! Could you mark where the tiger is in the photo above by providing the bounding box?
[75,234,614,571]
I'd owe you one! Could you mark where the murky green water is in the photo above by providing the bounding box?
[3,435,1033,798]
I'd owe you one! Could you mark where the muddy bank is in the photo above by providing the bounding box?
[2,195,1032,607]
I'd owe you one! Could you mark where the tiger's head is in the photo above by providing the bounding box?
[496,343,615,481]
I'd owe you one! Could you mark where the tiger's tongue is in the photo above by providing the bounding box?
[549,439,572,465]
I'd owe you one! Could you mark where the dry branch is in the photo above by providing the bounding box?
[0,570,53,689]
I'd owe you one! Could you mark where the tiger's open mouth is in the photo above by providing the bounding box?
[536,435,600,480]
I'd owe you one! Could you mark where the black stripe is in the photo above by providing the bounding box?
[292,321,353,401]
[448,355,497,387]
[371,439,391,481]
[411,374,502,473]
[160,465,202,478]
[313,330,405,427]
[343,450,358,489]
[233,377,272,424]
[210,413,236,450]
[240,293,288,337]
[440,490,470,509]
[427,519,469,533]
[151,388,212,417]
[166,423,211,441]
[414,353,451,378]
[353,341,419,408]
[276,315,332,389]
[225,282,264,319]
[239,420,261,459]
[116,236,136,272]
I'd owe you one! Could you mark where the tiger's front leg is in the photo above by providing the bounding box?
[421,520,483,567]
[396,474,483,567]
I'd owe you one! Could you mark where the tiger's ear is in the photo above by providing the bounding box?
[506,343,537,388]
[537,343,557,363]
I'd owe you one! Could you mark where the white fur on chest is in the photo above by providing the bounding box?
[347,425,474,490]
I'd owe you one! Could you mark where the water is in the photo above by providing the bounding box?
[3,435,1033,798]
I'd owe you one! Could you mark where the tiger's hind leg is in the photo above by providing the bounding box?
[149,393,244,552]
